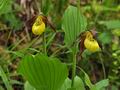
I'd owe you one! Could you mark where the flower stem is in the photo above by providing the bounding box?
[71,0,80,87]
[77,0,80,9]
[99,53,106,78]
[71,48,77,87]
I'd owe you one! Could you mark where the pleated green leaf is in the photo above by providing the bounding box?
[18,53,68,90]
[62,5,87,47]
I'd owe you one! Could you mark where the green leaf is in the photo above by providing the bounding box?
[0,66,13,90]
[24,81,36,90]
[7,50,24,58]
[0,86,4,90]
[0,0,13,15]
[112,29,120,36]
[83,70,109,90]
[0,0,8,11]
[80,68,109,90]
[111,85,118,90]
[0,0,23,30]
[95,79,109,90]
[77,67,94,89]
[59,78,71,90]
[18,53,68,90]
[74,76,85,90]
[99,20,120,29]
[98,32,112,44]
[10,79,23,85]
[4,13,23,30]
[42,0,52,15]
[62,5,87,47]
[80,69,95,90]
[103,0,116,7]
[60,76,85,90]
[84,72,94,89]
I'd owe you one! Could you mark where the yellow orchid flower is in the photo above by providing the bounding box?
[84,31,100,52]
[32,16,45,35]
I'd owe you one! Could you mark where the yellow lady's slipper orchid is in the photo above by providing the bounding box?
[32,16,45,35]
[84,31,100,52]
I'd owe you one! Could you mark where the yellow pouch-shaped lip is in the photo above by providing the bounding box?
[32,21,45,35]
[84,38,100,52]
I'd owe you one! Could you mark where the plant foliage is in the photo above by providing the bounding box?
[18,53,68,90]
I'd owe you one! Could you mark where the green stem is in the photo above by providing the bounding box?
[43,32,47,55]
[77,0,80,9]
[71,0,80,87]
[99,53,106,78]
[71,51,77,87]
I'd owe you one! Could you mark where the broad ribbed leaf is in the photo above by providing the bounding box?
[18,53,68,90]
[60,76,85,90]
[62,5,87,47]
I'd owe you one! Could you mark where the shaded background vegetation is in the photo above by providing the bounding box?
[0,0,120,90]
